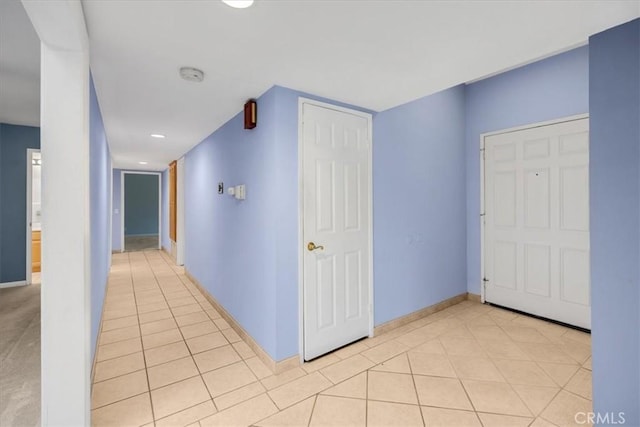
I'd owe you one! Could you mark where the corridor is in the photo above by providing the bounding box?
[91,252,593,426]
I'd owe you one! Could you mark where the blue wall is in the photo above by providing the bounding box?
[271,87,302,360]
[124,173,159,236]
[185,86,280,358]
[89,76,113,359]
[374,85,467,324]
[464,46,589,295]
[161,168,170,251]
[184,86,374,361]
[589,18,639,425]
[0,123,40,283]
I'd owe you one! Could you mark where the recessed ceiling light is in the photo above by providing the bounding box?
[151,134,165,139]
[222,0,254,9]
[139,161,148,165]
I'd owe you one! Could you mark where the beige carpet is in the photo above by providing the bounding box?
[0,282,41,426]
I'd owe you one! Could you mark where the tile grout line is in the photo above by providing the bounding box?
[458,334,534,421]
[442,323,493,421]
[152,400,214,425]
[91,390,149,412]
[99,319,141,335]
[406,351,427,426]
[561,387,592,402]
[144,250,223,417]
[145,252,215,408]
[92,256,143,413]
[127,251,158,424]
[93,366,147,386]
[165,255,265,410]
[524,385,562,423]
[260,386,281,421]
[307,394,319,427]
[364,368,370,425]
[471,312,581,422]
[94,341,141,363]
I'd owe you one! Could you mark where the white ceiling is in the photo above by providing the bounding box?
[4,1,640,171]
[0,0,40,127]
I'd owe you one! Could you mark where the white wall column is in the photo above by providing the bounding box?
[22,1,91,425]
[176,156,185,265]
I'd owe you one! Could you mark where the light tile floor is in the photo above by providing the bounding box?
[92,251,593,426]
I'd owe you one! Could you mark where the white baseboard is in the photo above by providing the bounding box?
[0,280,28,289]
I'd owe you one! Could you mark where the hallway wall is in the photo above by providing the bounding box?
[185,86,280,358]
[89,76,112,358]
[0,123,40,283]
[589,18,640,425]
[373,85,467,325]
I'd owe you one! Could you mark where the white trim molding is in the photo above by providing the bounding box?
[120,170,162,252]
[176,157,185,265]
[26,148,41,285]
[0,281,28,289]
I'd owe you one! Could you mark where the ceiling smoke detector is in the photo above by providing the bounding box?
[222,0,254,8]
[179,67,205,82]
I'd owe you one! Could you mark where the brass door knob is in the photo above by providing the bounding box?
[307,242,324,251]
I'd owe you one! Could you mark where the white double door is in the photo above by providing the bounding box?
[484,118,591,329]
[301,101,372,360]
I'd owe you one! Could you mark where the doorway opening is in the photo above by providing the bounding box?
[121,171,161,252]
[26,149,41,285]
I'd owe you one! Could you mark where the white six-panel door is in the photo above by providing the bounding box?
[484,118,590,329]
[302,101,372,360]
